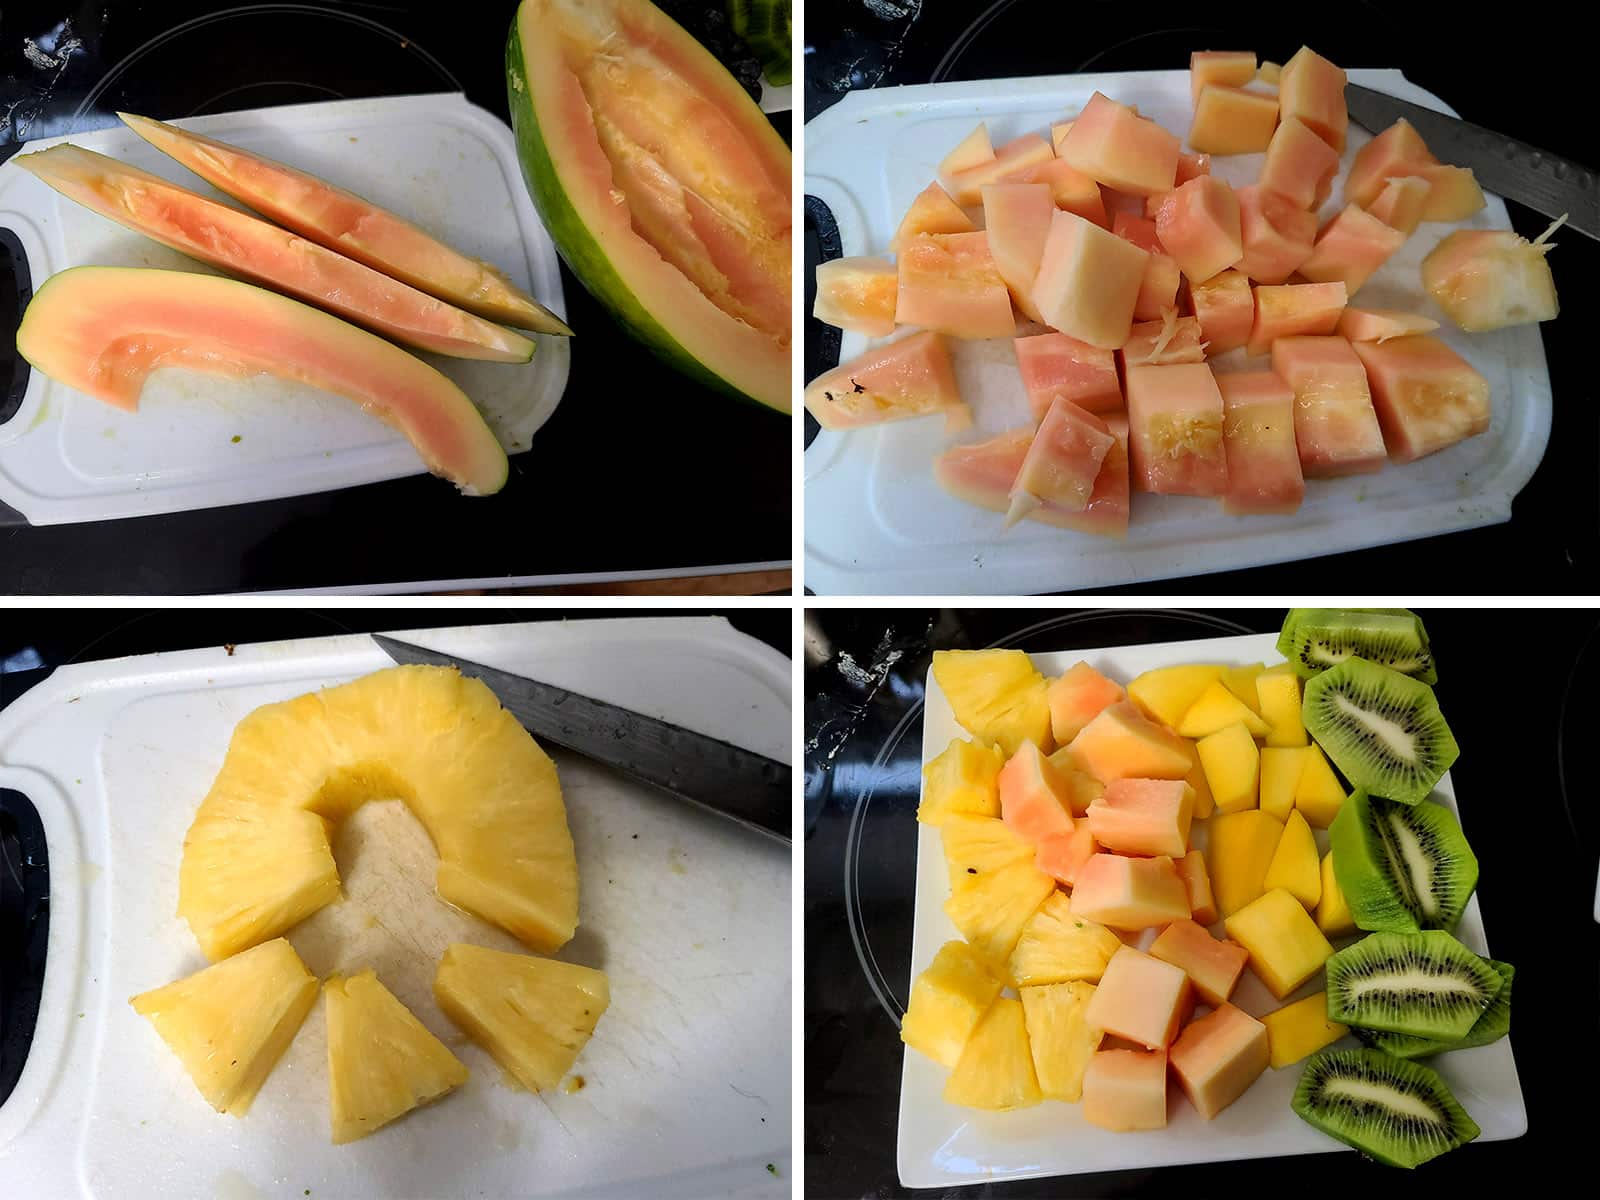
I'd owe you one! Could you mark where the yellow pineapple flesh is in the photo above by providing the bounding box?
[944,859,1055,966]
[129,937,316,1116]
[940,815,1035,892]
[944,997,1042,1110]
[901,941,1004,1068]
[434,943,610,1093]
[918,737,1006,824]
[325,970,468,1144]
[1008,892,1122,986]
[932,649,1052,755]
[178,665,578,960]
[1019,981,1103,1101]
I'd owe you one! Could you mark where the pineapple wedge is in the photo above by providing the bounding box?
[325,970,468,1144]
[434,944,610,1093]
[932,649,1052,755]
[941,815,1036,892]
[1009,892,1122,986]
[180,665,578,960]
[944,997,1042,1110]
[129,938,316,1116]
[944,860,1055,966]
[901,941,1005,1068]
[1019,981,1103,1101]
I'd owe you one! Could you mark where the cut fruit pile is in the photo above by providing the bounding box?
[129,665,610,1144]
[808,46,1565,540]
[905,609,1509,1169]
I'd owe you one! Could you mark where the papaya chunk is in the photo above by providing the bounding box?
[1345,118,1436,209]
[1352,335,1490,463]
[1278,46,1347,153]
[1258,118,1340,211]
[1297,205,1407,296]
[1365,176,1430,236]
[804,331,966,431]
[1422,222,1561,332]
[15,267,508,494]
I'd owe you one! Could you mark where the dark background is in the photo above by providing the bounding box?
[804,1,1599,594]
[804,608,1599,1196]
[0,1,790,594]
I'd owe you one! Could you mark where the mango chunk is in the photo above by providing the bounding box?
[919,737,1006,824]
[1224,888,1335,999]
[1084,946,1192,1050]
[1082,1048,1167,1131]
[1261,990,1347,1069]
[901,941,1004,1067]
[1315,850,1358,936]
[1032,210,1149,349]
[1188,85,1279,156]
[1127,664,1225,728]
[1294,743,1347,827]
[1262,809,1321,909]
[1169,1003,1269,1119]
[1259,746,1309,821]
[1070,853,1190,930]
[1256,668,1307,747]
[1206,809,1284,917]
[1197,722,1260,814]
[1179,680,1270,738]
[1060,91,1180,196]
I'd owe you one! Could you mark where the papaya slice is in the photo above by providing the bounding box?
[16,145,534,364]
[118,112,570,336]
[16,267,507,495]
[507,0,790,413]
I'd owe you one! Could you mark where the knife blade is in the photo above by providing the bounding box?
[372,635,791,843]
[1345,83,1598,240]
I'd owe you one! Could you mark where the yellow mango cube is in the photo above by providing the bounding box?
[901,941,1005,1068]
[1197,722,1260,813]
[919,738,1007,824]
[1261,809,1320,909]
[1295,743,1347,827]
[1315,851,1357,936]
[1178,681,1271,739]
[1258,746,1307,820]
[933,649,1053,755]
[1255,672,1307,747]
[1206,809,1285,918]
[1224,888,1334,999]
[1182,739,1215,820]
[1127,663,1225,728]
[1221,663,1266,714]
[1261,991,1347,1069]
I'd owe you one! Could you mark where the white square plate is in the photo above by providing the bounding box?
[898,630,1526,1187]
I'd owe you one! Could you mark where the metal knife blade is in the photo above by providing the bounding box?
[372,635,790,843]
[1345,83,1599,240]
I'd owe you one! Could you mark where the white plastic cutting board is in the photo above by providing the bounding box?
[805,70,1554,595]
[0,93,571,525]
[0,618,789,1199]
[900,631,1525,1187]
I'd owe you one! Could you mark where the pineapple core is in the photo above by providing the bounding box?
[178,665,578,960]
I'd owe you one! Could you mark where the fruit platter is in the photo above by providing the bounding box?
[897,610,1525,1186]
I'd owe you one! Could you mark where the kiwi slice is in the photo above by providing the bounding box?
[1278,609,1436,683]
[1329,791,1478,933]
[1326,930,1504,1041]
[1292,1048,1480,1168]
[1303,657,1458,804]
[1357,959,1514,1058]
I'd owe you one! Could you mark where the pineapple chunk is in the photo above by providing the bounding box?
[184,666,579,959]
[129,937,316,1116]
[326,970,468,1143]
[944,997,1042,1110]
[920,738,1006,824]
[1020,981,1103,1101]
[932,649,1052,755]
[941,815,1036,892]
[434,943,609,1093]
[179,799,340,961]
[945,860,1056,965]
[901,941,1005,1068]
[1009,892,1122,986]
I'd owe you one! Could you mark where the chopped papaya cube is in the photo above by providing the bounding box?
[896,231,1016,339]
[1418,164,1486,222]
[1270,335,1386,477]
[1258,118,1340,211]
[1278,46,1347,152]
[1017,158,1108,226]
[1112,213,1181,321]
[1246,282,1348,357]
[934,419,1131,538]
[982,183,1055,323]
[1335,308,1440,343]
[1176,153,1211,184]
[1190,51,1257,106]
[1126,362,1228,496]
[1364,176,1430,236]
[805,331,966,431]
[1352,335,1490,463]
[1121,314,1207,367]
[813,256,897,337]
[1218,369,1304,515]
[1297,205,1408,296]
[939,123,996,179]
[1152,176,1243,283]
[1050,120,1075,154]
[1014,332,1121,421]
[1422,225,1561,332]
[1344,118,1436,208]
[1060,92,1180,196]
[946,134,1055,206]
[1031,210,1149,349]
[892,182,976,253]
[1008,398,1116,524]
[1235,184,1316,285]
[1188,86,1279,156]
[1187,269,1254,355]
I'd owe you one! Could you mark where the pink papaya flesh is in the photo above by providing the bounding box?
[15,266,507,494]
[896,232,1017,339]
[1246,282,1348,357]
[1344,118,1436,209]
[1152,176,1243,283]
[17,145,535,363]
[1013,331,1122,422]
[1235,185,1316,285]
[118,112,570,335]
[892,182,977,253]
[1218,369,1304,515]
[804,331,966,431]
[1277,46,1347,152]
[1365,176,1431,236]
[1188,269,1254,355]
[1125,362,1228,497]
[1008,397,1116,524]
[1352,335,1490,463]
[812,256,898,337]
[1271,335,1387,477]
[1258,118,1340,211]
[1297,205,1408,296]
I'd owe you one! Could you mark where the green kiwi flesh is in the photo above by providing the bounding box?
[1329,791,1478,933]
[1357,960,1514,1058]
[1278,609,1437,683]
[1303,657,1458,804]
[1325,930,1504,1041]
[1292,1048,1480,1168]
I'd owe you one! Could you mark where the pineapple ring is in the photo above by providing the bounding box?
[178,665,578,961]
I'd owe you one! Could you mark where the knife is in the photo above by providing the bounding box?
[1345,82,1599,240]
[372,635,791,843]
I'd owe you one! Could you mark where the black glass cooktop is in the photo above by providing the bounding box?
[0,2,790,594]
[805,607,1598,1197]
[804,2,1599,595]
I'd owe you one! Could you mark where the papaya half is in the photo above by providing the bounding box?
[506,0,791,414]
